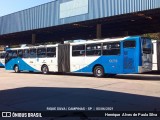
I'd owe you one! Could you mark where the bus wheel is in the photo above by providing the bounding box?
[14,65,20,73]
[93,66,104,78]
[41,65,49,74]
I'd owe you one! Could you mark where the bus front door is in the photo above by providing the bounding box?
[123,40,136,73]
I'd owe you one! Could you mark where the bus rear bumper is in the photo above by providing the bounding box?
[138,66,152,73]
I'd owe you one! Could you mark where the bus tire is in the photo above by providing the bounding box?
[14,65,20,73]
[41,65,49,74]
[93,66,104,78]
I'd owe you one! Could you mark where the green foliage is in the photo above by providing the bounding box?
[142,33,160,40]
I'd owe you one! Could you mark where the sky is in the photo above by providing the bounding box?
[0,0,55,17]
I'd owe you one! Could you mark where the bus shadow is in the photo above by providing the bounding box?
[10,71,160,80]
[143,70,160,75]
[10,71,95,77]
[114,74,160,81]
[0,87,159,113]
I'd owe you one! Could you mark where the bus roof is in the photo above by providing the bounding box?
[6,36,142,50]
[6,44,58,50]
[70,36,137,45]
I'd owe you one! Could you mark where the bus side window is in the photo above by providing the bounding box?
[23,49,30,58]
[18,50,23,58]
[6,50,13,58]
[72,45,85,56]
[86,44,102,56]
[30,49,37,58]
[123,40,136,48]
[103,42,120,55]
[5,51,11,62]
[47,47,56,57]
[37,48,46,58]
[12,50,18,58]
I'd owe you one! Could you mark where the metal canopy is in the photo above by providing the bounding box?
[0,0,160,45]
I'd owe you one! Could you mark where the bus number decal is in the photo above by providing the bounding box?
[109,59,118,63]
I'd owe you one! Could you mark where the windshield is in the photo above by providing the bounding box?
[141,38,152,54]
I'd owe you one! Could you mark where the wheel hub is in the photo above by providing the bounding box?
[97,69,102,76]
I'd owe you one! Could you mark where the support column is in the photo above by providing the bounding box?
[97,24,102,39]
[124,31,129,36]
[157,41,160,71]
[32,34,36,45]
[61,38,65,44]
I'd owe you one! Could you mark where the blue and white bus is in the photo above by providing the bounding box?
[5,36,152,77]
[0,51,5,67]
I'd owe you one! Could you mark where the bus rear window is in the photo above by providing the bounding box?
[123,41,136,48]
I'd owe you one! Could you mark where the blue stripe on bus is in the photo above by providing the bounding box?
[74,55,140,74]
[74,56,132,74]
[5,58,38,72]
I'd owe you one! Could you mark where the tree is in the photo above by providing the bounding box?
[142,33,160,40]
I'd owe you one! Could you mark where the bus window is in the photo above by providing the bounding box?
[86,44,101,56]
[7,51,13,58]
[30,49,37,58]
[37,48,46,58]
[142,38,152,54]
[123,41,136,48]
[47,47,56,57]
[5,50,12,63]
[18,50,23,58]
[72,45,85,56]
[23,49,30,58]
[12,50,18,58]
[0,53,4,58]
[1,53,5,58]
[103,42,120,55]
